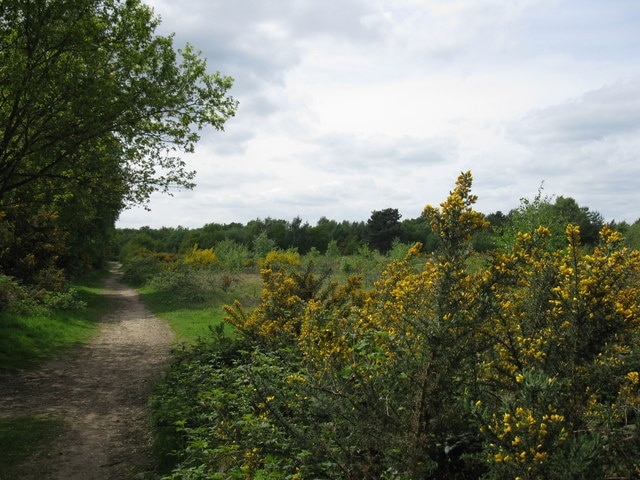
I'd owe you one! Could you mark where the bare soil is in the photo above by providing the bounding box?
[0,268,175,479]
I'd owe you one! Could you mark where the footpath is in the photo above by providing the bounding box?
[0,269,174,479]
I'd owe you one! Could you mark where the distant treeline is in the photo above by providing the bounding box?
[115,194,640,259]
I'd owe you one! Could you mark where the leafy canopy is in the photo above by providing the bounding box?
[0,0,237,208]
[0,0,237,281]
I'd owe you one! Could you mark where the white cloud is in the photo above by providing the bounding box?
[510,79,640,145]
[117,0,640,228]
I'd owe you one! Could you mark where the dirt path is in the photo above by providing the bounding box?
[0,268,175,479]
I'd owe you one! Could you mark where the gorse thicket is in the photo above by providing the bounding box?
[156,172,640,479]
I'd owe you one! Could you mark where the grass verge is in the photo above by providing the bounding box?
[0,415,68,479]
[0,270,110,372]
[138,273,260,342]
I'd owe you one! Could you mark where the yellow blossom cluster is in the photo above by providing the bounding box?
[218,171,640,478]
[182,243,218,266]
[224,250,308,343]
[485,405,567,469]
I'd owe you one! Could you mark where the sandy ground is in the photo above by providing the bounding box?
[0,268,175,479]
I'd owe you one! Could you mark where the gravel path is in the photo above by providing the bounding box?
[0,268,175,479]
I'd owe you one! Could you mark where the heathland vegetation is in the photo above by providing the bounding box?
[109,172,640,480]
[2,2,640,479]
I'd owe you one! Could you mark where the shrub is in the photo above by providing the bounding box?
[214,239,250,272]
[153,172,640,479]
[42,287,87,311]
[121,253,162,286]
[149,266,214,306]
[31,267,68,292]
[182,244,217,267]
[0,275,32,313]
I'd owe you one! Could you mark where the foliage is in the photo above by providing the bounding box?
[339,244,387,287]
[0,274,30,312]
[473,223,640,479]
[0,270,87,314]
[368,208,403,253]
[119,231,164,262]
[121,251,167,286]
[0,0,237,207]
[0,207,69,284]
[494,186,604,251]
[182,244,218,267]
[622,219,640,250]
[214,239,251,272]
[122,248,220,306]
[0,0,236,286]
[148,268,214,306]
[152,171,640,479]
[113,214,430,263]
[253,231,277,260]
[41,287,88,311]
[0,277,106,371]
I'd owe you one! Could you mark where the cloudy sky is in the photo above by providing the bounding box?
[117,0,640,229]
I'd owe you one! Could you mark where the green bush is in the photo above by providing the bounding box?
[121,253,161,286]
[214,239,251,272]
[151,173,640,479]
[150,331,249,474]
[42,287,87,311]
[149,267,215,306]
[0,275,26,311]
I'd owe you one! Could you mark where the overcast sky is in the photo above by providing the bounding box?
[117,0,640,229]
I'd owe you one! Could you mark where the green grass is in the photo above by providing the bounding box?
[138,273,261,342]
[0,271,110,372]
[148,304,236,342]
[0,415,68,479]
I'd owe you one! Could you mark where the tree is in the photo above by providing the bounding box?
[367,208,402,253]
[494,186,604,251]
[400,215,439,252]
[0,0,236,280]
[0,0,236,206]
[624,219,640,250]
[308,216,337,252]
[553,196,604,246]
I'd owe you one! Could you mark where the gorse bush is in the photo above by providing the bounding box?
[153,172,640,479]
[182,244,218,266]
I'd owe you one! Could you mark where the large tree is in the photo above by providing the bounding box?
[0,0,237,279]
[367,207,402,253]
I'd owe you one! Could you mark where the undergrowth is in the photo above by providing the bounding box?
[0,270,109,372]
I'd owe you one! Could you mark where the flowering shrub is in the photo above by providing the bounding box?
[155,172,640,479]
[182,244,218,266]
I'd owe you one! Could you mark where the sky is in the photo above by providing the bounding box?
[117,0,640,229]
